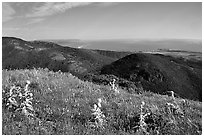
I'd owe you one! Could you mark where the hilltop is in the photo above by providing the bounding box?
[100,53,202,101]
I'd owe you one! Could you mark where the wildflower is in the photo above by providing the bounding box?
[90,98,106,129]
[24,80,31,91]
[7,85,21,108]
[97,98,102,108]
[167,90,175,100]
[166,102,184,117]
[5,80,35,117]
[110,79,119,93]
[139,101,149,135]
[180,99,188,107]
[8,97,18,107]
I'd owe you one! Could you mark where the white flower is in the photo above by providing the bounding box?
[24,80,31,91]
[8,97,18,106]
[26,80,31,85]
[139,101,149,134]
[5,81,35,118]
[110,79,119,93]
[90,100,106,128]
[167,90,175,100]
[97,98,102,108]
[141,101,145,106]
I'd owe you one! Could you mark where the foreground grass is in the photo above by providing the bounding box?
[2,68,202,135]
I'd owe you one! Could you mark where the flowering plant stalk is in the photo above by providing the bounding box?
[5,80,34,117]
[110,79,119,93]
[139,101,149,135]
[90,98,106,129]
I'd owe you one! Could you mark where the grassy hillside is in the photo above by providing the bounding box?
[2,68,202,135]
[101,53,202,101]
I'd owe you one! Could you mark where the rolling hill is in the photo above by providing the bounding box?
[2,37,131,78]
[100,53,202,101]
[2,37,202,102]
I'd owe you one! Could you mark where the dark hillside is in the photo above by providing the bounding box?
[101,53,202,101]
[2,37,130,78]
[93,49,131,59]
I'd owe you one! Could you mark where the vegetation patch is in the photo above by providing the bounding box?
[2,68,202,135]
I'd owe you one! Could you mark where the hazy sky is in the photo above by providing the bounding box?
[2,2,202,40]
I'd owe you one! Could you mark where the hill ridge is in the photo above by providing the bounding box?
[100,53,202,101]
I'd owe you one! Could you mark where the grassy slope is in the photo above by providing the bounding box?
[2,69,202,135]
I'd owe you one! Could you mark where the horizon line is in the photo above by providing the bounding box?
[3,36,201,42]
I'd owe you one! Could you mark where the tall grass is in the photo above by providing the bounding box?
[2,68,202,135]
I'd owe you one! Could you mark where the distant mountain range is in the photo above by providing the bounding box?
[43,39,202,52]
[2,37,202,101]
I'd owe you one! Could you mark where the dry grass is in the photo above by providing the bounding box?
[2,68,202,135]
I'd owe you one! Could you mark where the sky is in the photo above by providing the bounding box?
[2,2,202,40]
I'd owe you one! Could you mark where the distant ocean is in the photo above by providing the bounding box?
[44,39,202,52]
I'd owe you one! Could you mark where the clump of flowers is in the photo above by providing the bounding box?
[138,101,150,134]
[166,102,184,117]
[165,90,184,117]
[167,90,175,100]
[110,79,119,93]
[4,80,35,117]
[89,98,106,129]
